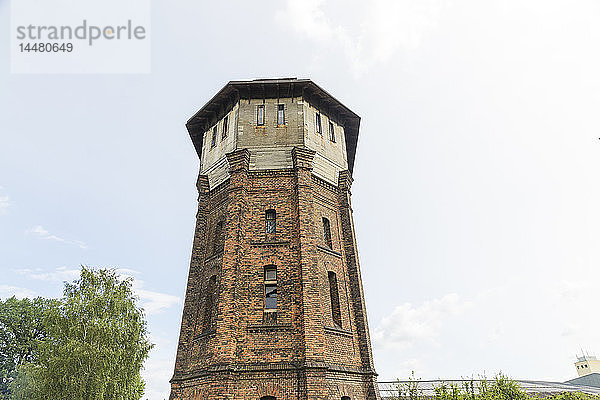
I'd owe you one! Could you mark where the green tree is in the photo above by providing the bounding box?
[0,297,54,399]
[10,267,154,400]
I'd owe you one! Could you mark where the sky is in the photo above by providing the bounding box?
[1,0,600,399]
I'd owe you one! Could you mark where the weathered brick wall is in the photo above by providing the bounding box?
[170,146,379,400]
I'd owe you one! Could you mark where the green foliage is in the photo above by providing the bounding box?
[392,371,425,399]
[0,296,55,399]
[391,373,600,400]
[9,267,154,400]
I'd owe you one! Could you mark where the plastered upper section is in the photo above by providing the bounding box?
[199,98,348,188]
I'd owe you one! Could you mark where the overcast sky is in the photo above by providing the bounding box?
[1,0,600,399]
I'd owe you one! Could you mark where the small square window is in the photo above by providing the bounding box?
[257,105,265,126]
[264,267,277,281]
[277,104,285,126]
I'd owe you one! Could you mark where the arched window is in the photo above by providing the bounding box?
[204,275,217,330]
[213,220,224,254]
[265,209,276,234]
[328,271,342,328]
[322,217,332,248]
[342,397,351,400]
[260,397,276,400]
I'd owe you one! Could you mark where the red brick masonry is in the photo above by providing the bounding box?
[170,148,380,400]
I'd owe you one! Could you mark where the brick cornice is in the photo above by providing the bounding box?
[338,170,353,193]
[171,362,377,383]
[292,146,316,170]
[225,148,250,172]
[196,174,209,194]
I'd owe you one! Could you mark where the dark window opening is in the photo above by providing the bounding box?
[322,217,332,248]
[211,126,217,147]
[261,397,276,400]
[277,104,285,126]
[265,209,276,234]
[204,275,217,330]
[264,266,277,310]
[222,116,228,139]
[316,112,322,134]
[257,105,265,126]
[213,221,224,254]
[329,121,336,142]
[341,397,351,400]
[328,271,342,328]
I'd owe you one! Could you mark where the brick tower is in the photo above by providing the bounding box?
[170,78,380,400]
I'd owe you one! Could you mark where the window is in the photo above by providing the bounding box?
[222,116,228,139]
[322,217,332,248]
[264,266,277,310]
[329,121,336,142]
[277,104,285,126]
[342,397,351,400]
[260,397,276,400]
[315,112,322,134]
[211,126,217,147]
[265,209,276,234]
[257,104,265,126]
[328,271,342,328]
[204,275,217,330]
[213,221,224,254]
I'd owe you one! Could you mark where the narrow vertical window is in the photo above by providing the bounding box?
[329,121,336,142]
[322,217,332,248]
[328,271,342,328]
[257,104,265,126]
[213,221,224,254]
[315,112,322,134]
[277,104,285,126]
[264,266,277,310]
[204,275,217,330]
[222,116,228,139]
[211,126,217,147]
[265,209,276,234]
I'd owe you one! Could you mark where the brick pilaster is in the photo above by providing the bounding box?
[219,149,251,367]
[338,170,381,400]
[172,174,210,380]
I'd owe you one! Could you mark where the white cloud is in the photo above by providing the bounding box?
[0,186,11,215]
[135,287,181,316]
[0,284,37,299]
[276,0,446,75]
[26,225,88,249]
[16,266,181,316]
[373,293,471,351]
[16,266,81,283]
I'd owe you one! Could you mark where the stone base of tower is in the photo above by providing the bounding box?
[169,363,379,400]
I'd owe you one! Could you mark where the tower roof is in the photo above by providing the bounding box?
[186,78,361,172]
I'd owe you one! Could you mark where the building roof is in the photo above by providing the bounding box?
[186,78,361,172]
[565,373,600,388]
[378,379,600,398]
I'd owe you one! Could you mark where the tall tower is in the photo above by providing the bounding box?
[170,78,380,400]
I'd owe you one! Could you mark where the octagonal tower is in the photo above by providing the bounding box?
[170,78,379,400]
